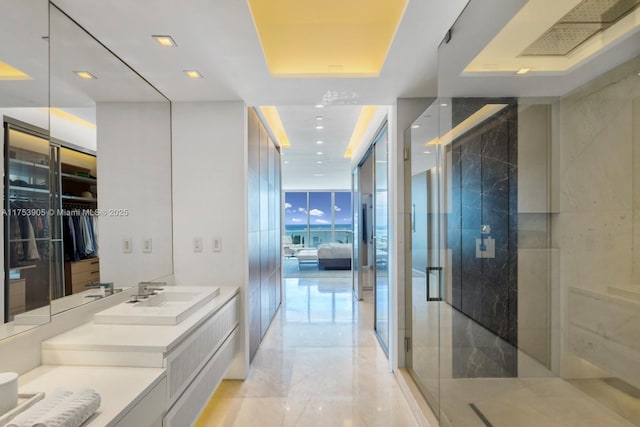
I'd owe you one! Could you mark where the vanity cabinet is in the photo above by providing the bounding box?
[39,287,240,427]
[163,294,239,426]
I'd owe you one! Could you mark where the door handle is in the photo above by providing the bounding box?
[426,266,443,302]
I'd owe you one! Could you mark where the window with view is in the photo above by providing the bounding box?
[284,191,352,249]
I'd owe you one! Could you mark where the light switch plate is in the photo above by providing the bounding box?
[193,237,203,253]
[213,236,222,252]
[143,238,152,253]
[123,238,132,254]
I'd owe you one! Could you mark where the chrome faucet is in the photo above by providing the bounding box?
[85,282,115,296]
[137,281,166,296]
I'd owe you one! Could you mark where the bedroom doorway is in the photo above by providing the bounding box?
[282,190,354,280]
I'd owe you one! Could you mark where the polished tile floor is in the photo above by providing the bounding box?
[196,277,417,427]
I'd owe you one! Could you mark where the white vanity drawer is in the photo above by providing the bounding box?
[164,328,239,427]
[164,294,239,405]
[113,376,167,427]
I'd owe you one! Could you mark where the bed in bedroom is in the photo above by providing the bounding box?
[317,243,352,270]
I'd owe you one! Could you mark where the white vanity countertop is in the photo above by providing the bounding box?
[18,365,165,426]
[41,286,239,354]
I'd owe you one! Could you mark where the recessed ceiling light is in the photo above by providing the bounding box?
[424,151,431,154]
[316,140,324,144]
[516,67,531,75]
[316,160,323,164]
[316,116,324,121]
[284,161,289,164]
[73,71,96,79]
[314,173,325,176]
[440,103,448,107]
[184,70,203,79]
[411,124,421,129]
[152,35,177,47]
[315,125,324,130]
[316,152,323,155]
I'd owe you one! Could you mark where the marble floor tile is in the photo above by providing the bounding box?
[196,276,418,427]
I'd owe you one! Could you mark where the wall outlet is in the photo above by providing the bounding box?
[193,237,203,253]
[213,236,222,252]
[123,238,132,254]
[143,238,152,253]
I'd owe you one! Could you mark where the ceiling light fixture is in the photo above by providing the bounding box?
[284,161,289,164]
[424,151,431,154]
[152,35,177,47]
[316,161,323,164]
[315,104,325,109]
[516,67,531,75]
[184,70,203,79]
[316,116,324,121]
[73,71,96,79]
[440,103,448,107]
[411,124,421,129]
[315,125,324,130]
[314,173,325,176]
[316,140,324,144]
[316,152,323,155]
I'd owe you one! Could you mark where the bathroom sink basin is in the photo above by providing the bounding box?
[94,286,220,325]
[135,291,201,306]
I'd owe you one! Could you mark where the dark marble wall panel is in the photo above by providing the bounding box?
[448,144,463,309]
[449,99,518,378]
[452,309,518,378]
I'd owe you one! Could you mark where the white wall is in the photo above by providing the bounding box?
[96,102,173,286]
[171,101,248,378]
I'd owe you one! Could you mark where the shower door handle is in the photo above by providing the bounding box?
[426,266,443,302]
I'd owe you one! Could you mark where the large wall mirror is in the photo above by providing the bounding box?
[1,1,173,340]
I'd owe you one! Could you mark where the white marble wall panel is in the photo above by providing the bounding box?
[518,249,551,369]
[558,58,640,380]
[569,288,640,353]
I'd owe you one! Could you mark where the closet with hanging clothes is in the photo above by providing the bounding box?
[3,118,100,322]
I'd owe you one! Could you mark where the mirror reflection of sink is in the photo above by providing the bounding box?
[94,287,220,325]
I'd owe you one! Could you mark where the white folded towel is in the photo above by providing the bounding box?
[31,387,101,427]
[6,389,72,427]
[5,387,100,427]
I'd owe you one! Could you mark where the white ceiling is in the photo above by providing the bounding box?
[277,105,362,190]
[52,0,469,105]
[6,1,639,190]
[50,0,469,189]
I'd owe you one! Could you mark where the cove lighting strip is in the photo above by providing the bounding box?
[425,104,508,146]
[344,106,378,158]
[260,106,291,148]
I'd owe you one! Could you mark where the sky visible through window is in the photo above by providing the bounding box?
[284,191,352,227]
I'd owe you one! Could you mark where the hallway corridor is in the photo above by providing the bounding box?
[196,277,417,426]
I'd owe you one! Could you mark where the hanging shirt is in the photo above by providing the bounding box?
[82,215,94,255]
[25,218,40,260]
